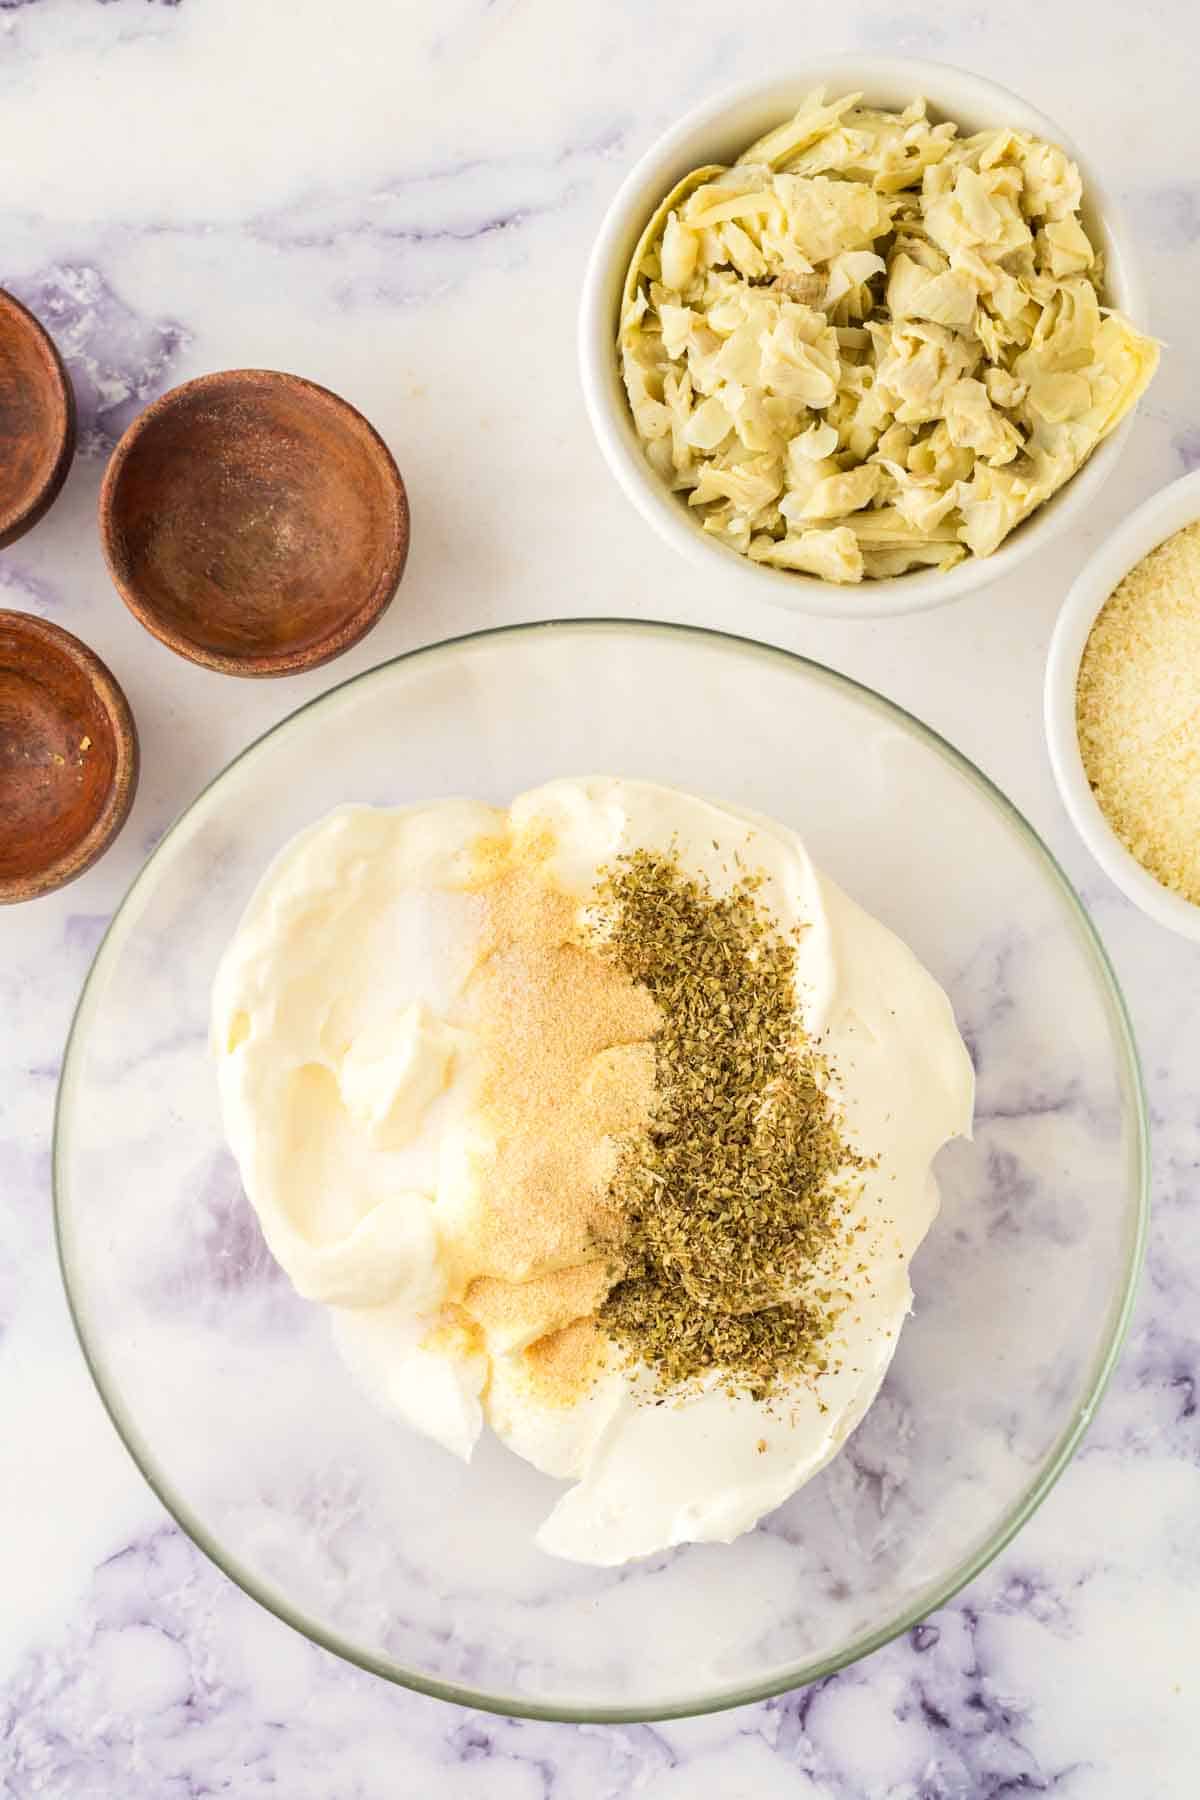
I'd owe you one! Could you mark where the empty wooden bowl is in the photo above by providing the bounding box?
[0,612,139,903]
[98,369,410,677]
[0,288,76,550]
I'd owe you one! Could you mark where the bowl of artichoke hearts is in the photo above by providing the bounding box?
[579,57,1159,619]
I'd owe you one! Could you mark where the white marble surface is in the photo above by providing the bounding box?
[1,0,1197,1793]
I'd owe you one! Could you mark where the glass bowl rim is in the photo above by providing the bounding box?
[52,616,1150,1724]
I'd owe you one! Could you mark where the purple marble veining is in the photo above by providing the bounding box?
[169,1150,288,1302]
[60,913,110,959]
[0,1521,1106,1799]
[0,0,184,10]
[0,564,60,610]
[248,132,628,311]
[1174,428,1200,474]
[1139,184,1200,249]
[4,266,189,458]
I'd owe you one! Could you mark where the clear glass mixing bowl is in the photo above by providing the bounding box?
[54,621,1147,1721]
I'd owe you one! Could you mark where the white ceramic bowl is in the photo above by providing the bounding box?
[1045,468,1200,941]
[579,56,1147,620]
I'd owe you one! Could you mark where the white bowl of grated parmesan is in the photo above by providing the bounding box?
[1046,467,1200,940]
[580,57,1154,619]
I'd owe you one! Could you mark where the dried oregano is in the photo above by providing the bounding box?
[590,849,865,1401]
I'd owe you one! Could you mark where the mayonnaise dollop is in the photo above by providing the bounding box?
[212,779,973,1564]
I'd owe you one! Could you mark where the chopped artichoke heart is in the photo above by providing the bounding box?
[794,419,840,461]
[749,525,864,582]
[742,90,864,170]
[688,454,783,517]
[906,268,979,328]
[619,88,1160,585]
[661,213,700,290]
[683,392,736,451]
[943,377,1024,464]
[844,504,961,546]
[785,463,882,521]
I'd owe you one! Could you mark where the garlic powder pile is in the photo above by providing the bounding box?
[620,89,1159,583]
[1076,521,1200,906]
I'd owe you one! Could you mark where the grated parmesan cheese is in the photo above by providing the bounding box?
[1076,520,1200,905]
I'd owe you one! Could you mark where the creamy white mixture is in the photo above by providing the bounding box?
[212,778,973,1565]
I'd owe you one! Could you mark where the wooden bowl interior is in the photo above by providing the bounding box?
[0,616,126,891]
[0,292,74,547]
[106,376,404,662]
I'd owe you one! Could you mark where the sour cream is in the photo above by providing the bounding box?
[212,779,973,1564]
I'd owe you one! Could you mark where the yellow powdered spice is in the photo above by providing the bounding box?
[452,827,660,1402]
[522,1318,609,1406]
[1077,520,1200,905]
[463,1260,612,1355]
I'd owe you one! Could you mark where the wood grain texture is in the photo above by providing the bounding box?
[0,611,138,902]
[98,369,410,677]
[0,288,76,550]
